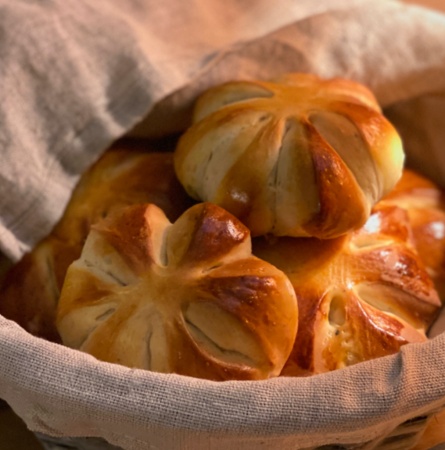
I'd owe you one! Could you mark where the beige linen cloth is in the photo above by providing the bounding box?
[2,0,445,449]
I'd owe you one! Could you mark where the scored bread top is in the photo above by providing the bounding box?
[253,202,440,376]
[174,73,404,239]
[0,140,193,342]
[56,202,298,381]
[380,168,445,302]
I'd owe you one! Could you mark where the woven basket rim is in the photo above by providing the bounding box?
[2,315,445,439]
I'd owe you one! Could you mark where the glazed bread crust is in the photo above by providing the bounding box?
[381,168,445,302]
[253,202,440,376]
[0,140,192,341]
[174,73,405,239]
[56,202,298,381]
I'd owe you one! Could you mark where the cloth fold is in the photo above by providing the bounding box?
[1,0,445,448]
[2,317,445,450]
[2,0,445,261]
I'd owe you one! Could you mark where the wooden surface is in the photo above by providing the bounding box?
[0,402,43,450]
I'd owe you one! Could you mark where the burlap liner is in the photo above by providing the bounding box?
[1,1,445,449]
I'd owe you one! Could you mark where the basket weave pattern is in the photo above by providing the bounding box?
[34,410,439,450]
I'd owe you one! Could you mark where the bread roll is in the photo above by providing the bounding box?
[0,139,193,342]
[174,73,404,239]
[52,139,193,243]
[381,168,445,302]
[253,203,440,376]
[56,202,298,381]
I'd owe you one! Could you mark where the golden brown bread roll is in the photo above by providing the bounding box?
[52,139,193,243]
[0,139,193,342]
[56,202,299,381]
[0,237,81,341]
[381,168,445,302]
[174,73,405,239]
[253,203,440,376]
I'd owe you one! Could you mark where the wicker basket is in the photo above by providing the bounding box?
[33,409,441,450]
[32,419,429,450]
[0,323,443,450]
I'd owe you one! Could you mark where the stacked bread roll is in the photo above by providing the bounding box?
[56,202,298,380]
[1,73,442,380]
[253,203,439,376]
[0,139,193,342]
[174,73,405,239]
[380,169,445,301]
[173,72,441,376]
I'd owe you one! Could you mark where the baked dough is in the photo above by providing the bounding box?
[56,202,298,380]
[174,73,404,238]
[0,139,193,342]
[253,203,440,376]
[381,168,445,302]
